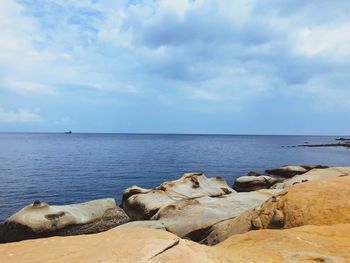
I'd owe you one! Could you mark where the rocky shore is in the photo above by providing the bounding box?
[1,165,350,262]
[284,137,350,148]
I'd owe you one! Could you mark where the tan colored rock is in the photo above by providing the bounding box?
[203,176,350,245]
[272,166,350,189]
[118,189,278,241]
[0,199,130,243]
[122,172,235,220]
[1,224,350,263]
[0,227,225,263]
[216,224,350,262]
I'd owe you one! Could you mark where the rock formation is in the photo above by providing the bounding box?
[0,198,130,243]
[118,189,278,241]
[122,172,235,220]
[233,175,280,192]
[272,166,350,189]
[215,224,350,262]
[120,172,280,241]
[1,225,350,262]
[232,165,346,191]
[202,175,350,245]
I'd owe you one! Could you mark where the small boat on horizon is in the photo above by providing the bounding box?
[64,131,72,134]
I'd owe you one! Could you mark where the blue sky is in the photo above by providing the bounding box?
[0,0,350,134]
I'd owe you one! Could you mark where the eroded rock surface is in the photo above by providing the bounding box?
[233,165,343,192]
[233,175,280,192]
[216,224,350,263]
[1,225,350,263]
[118,189,278,241]
[0,198,130,243]
[272,166,350,189]
[203,176,350,245]
[265,165,309,178]
[0,228,224,263]
[122,172,235,220]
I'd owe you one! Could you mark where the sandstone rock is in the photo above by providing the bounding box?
[1,224,350,262]
[265,165,308,178]
[0,227,225,263]
[272,166,350,189]
[122,172,235,220]
[117,189,278,241]
[0,198,130,243]
[233,175,280,192]
[202,176,350,245]
[216,224,350,262]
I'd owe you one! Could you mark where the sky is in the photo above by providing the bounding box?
[0,0,350,135]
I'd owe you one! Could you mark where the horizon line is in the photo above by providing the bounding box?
[0,131,349,137]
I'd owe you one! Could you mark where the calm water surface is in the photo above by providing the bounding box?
[0,133,349,222]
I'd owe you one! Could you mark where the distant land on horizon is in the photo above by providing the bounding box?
[1,131,350,137]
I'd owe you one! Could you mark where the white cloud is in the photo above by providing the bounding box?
[1,0,350,132]
[4,81,56,95]
[293,23,350,58]
[0,107,42,123]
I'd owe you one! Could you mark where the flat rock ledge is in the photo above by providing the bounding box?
[1,225,350,263]
[0,198,130,243]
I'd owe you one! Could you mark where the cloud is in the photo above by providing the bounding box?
[0,0,350,132]
[0,107,42,123]
[293,23,350,59]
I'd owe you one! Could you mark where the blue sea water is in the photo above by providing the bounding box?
[0,133,349,222]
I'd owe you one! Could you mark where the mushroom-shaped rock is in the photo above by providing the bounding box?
[202,175,350,245]
[0,198,130,243]
[122,172,235,220]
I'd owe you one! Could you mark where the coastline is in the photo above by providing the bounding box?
[1,165,350,261]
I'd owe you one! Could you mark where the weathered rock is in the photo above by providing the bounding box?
[122,172,235,220]
[0,198,130,243]
[202,176,350,245]
[265,165,308,178]
[233,175,280,192]
[216,224,350,262]
[247,171,261,177]
[272,166,350,189]
[117,189,278,241]
[0,227,225,263]
[1,224,350,262]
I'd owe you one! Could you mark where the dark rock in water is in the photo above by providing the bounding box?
[301,165,329,170]
[298,143,350,148]
[247,171,261,177]
[265,165,308,178]
[335,137,350,141]
[0,199,130,243]
[233,174,280,192]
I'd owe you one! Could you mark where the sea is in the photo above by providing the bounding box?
[0,133,349,222]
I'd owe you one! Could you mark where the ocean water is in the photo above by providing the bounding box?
[0,133,349,222]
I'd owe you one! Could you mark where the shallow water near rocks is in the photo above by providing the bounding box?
[0,133,349,222]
